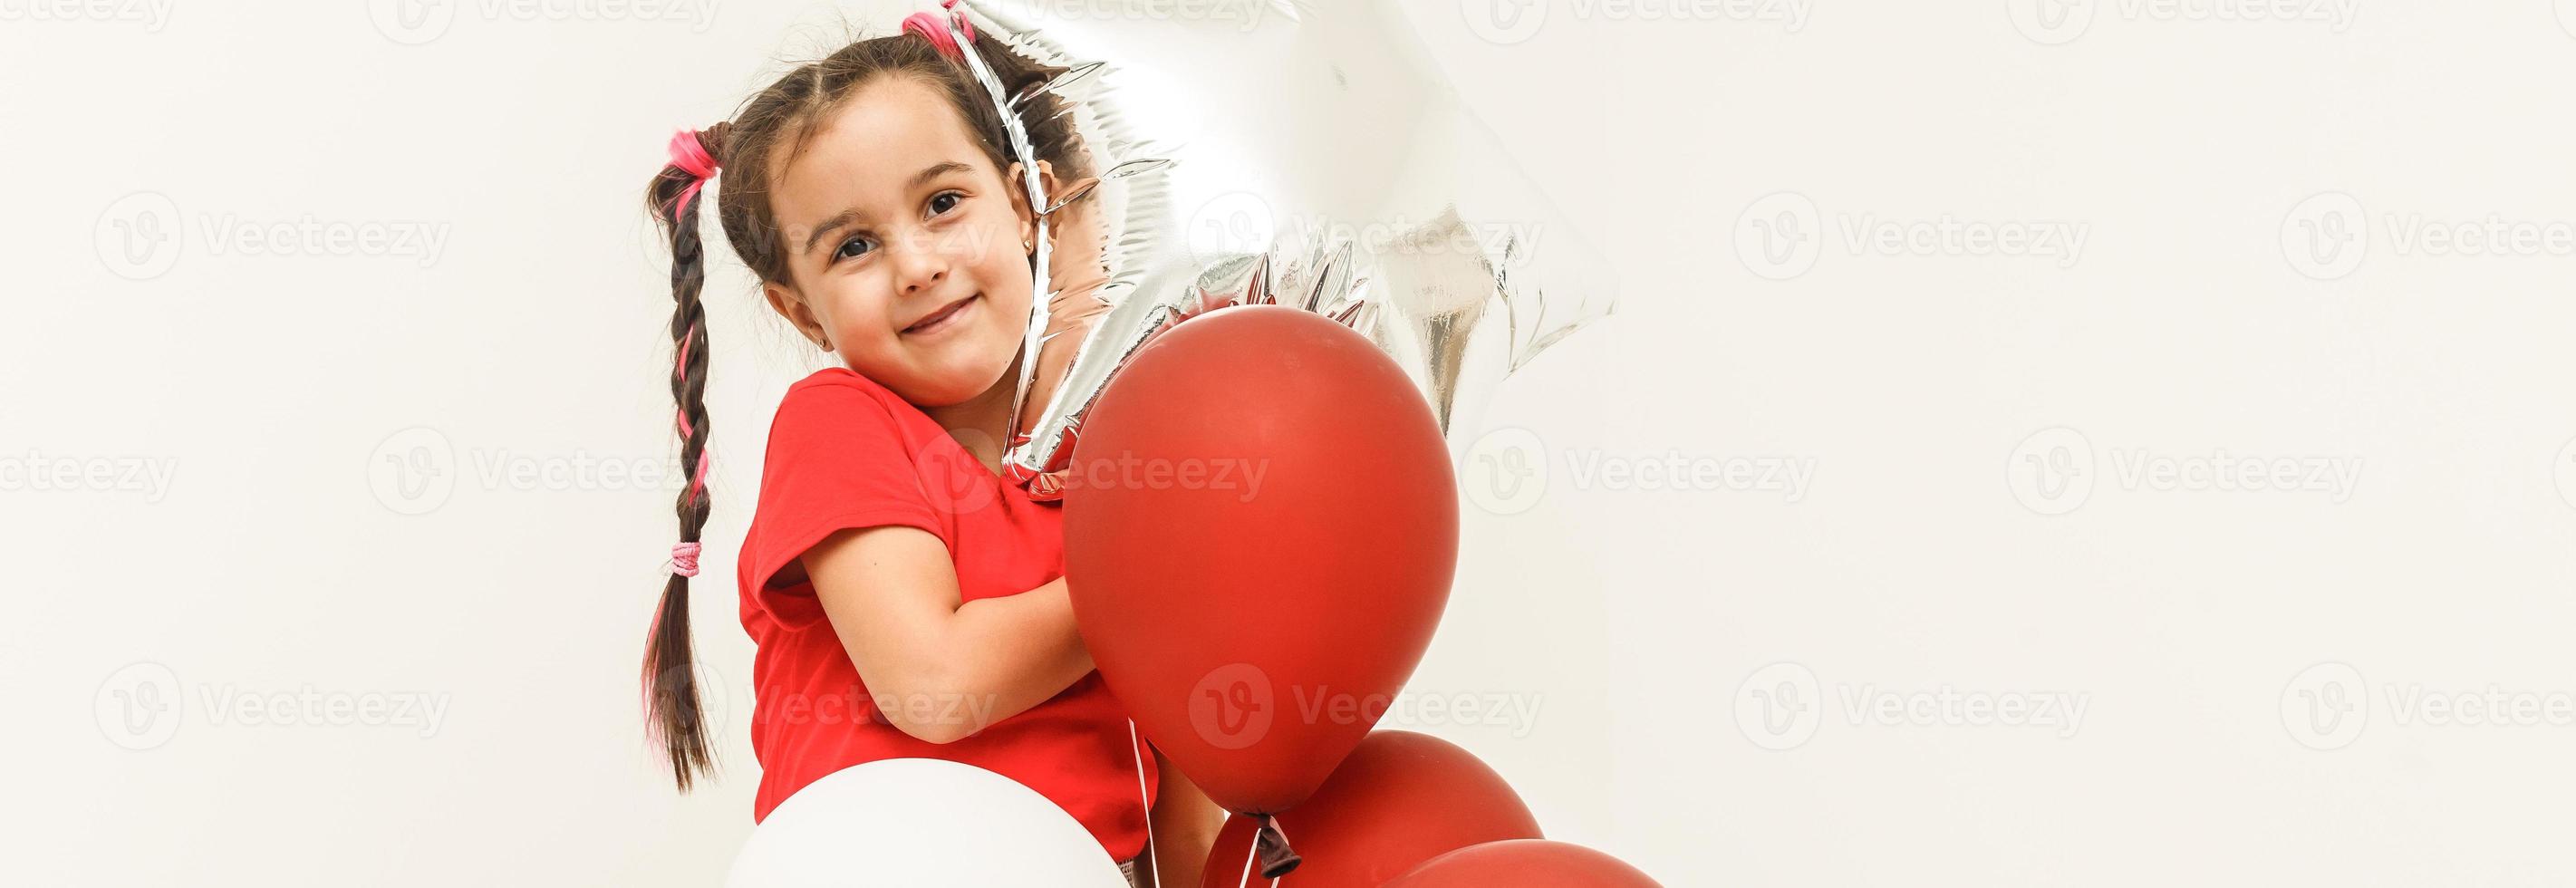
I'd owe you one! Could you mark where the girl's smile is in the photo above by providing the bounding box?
[902,292,982,337]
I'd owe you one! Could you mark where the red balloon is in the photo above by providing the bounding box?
[1196,731,1541,888]
[1063,305,1458,816]
[1384,840,1664,888]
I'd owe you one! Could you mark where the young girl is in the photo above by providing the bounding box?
[634,14,1216,886]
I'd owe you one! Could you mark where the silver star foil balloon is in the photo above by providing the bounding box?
[933,0,1617,499]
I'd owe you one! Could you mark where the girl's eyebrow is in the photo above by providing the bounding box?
[798,160,976,256]
[907,159,972,189]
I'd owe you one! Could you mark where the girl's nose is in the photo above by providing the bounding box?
[891,233,950,295]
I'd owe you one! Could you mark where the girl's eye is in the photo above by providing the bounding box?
[827,192,960,265]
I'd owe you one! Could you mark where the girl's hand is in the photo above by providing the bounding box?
[801,525,1092,744]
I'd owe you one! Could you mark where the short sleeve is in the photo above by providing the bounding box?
[739,375,950,631]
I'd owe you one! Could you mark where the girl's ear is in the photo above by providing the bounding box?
[1005,161,1042,250]
[1006,160,1102,254]
[762,281,833,352]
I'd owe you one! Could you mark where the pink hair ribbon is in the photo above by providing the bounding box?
[665,127,719,217]
[901,0,975,60]
[674,327,699,439]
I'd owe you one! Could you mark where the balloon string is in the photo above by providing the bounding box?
[1128,719,1162,888]
[1237,832,1259,888]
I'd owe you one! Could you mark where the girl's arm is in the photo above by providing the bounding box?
[803,524,1092,744]
[1148,748,1224,886]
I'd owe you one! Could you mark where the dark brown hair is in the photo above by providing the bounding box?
[638,28,1089,793]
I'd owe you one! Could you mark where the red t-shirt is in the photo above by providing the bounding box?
[735,367,1157,861]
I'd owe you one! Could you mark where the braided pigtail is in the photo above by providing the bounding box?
[641,122,729,792]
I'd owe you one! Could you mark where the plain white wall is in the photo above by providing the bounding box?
[11,1,2576,885]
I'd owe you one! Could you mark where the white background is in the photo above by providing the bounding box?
[10,0,2576,884]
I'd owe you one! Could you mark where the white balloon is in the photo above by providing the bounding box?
[725,758,1132,888]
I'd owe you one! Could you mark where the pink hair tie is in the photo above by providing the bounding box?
[901,0,975,60]
[665,128,720,215]
[670,542,703,578]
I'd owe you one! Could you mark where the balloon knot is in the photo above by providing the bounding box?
[1254,815,1301,879]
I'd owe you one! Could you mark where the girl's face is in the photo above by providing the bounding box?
[763,75,1041,409]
